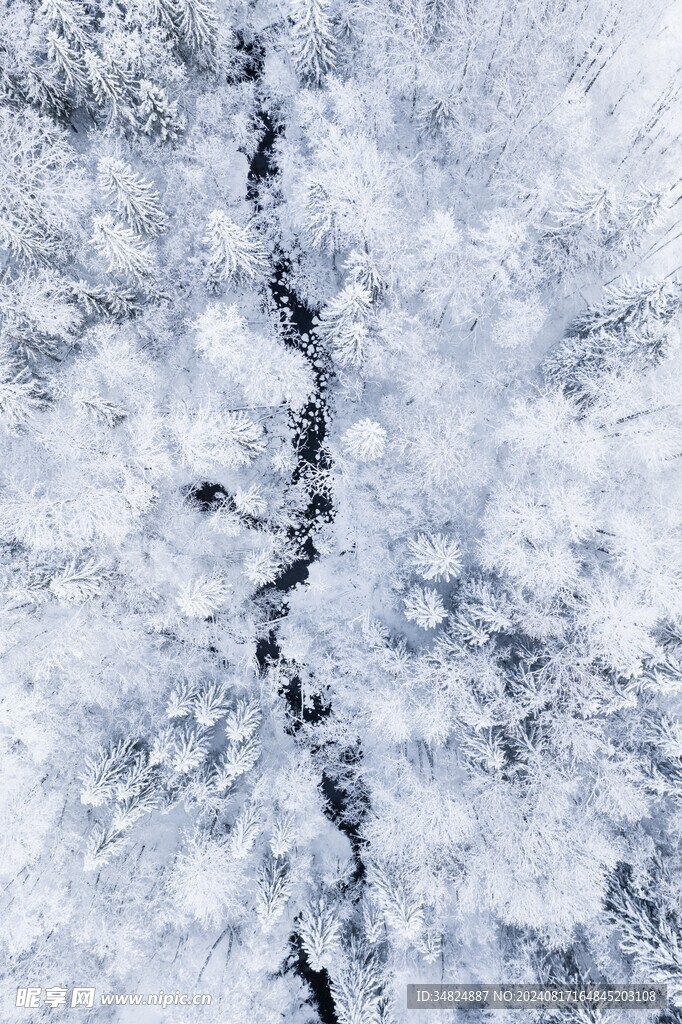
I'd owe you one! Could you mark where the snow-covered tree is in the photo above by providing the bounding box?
[80,739,138,808]
[403,585,447,630]
[343,418,387,461]
[317,281,373,367]
[98,158,168,235]
[91,214,157,281]
[135,79,184,143]
[606,863,682,984]
[173,0,218,66]
[168,829,238,927]
[408,532,462,582]
[288,0,335,85]
[299,898,341,970]
[204,210,269,289]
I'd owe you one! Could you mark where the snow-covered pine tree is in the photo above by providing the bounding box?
[544,276,682,401]
[229,801,261,859]
[46,31,89,101]
[84,822,131,870]
[134,80,184,143]
[605,863,682,984]
[174,0,218,65]
[608,183,667,256]
[403,585,447,630]
[203,210,269,289]
[0,357,43,429]
[214,735,262,789]
[171,724,211,774]
[98,158,168,236]
[166,679,200,719]
[39,0,91,46]
[343,418,387,461]
[571,276,682,339]
[71,279,141,320]
[82,50,130,117]
[191,680,230,726]
[171,402,266,471]
[91,214,157,281]
[80,739,139,807]
[328,938,385,1024]
[256,858,291,929]
[369,859,424,943]
[299,897,341,970]
[288,0,335,85]
[48,558,112,603]
[12,66,72,122]
[303,178,341,253]
[317,281,373,367]
[408,532,462,581]
[345,249,385,300]
[270,812,298,858]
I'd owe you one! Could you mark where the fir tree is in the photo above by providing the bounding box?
[243,548,281,586]
[83,51,130,115]
[299,898,341,970]
[229,802,261,859]
[403,585,447,630]
[134,80,184,143]
[317,282,373,367]
[171,402,266,471]
[84,822,130,870]
[329,939,384,1024]
[174,0,218,65]
[16,67,72,122]
[175,575,230,617]
[91,214,157,281]
[48,558,112,603]
[289,0,335,85]
[71,279,141,320]
[46,31,89,100]
[270,812,297,858]
[0,218,53,264]
[166,680,200,720]
[0,357,43,429]
[545,277,682,401]
[343,418,387,461]
[606,863,682,983]
[609,183,667,255]
[256,858,291,929]
[225,698,261,743]
[408,533,462,581]
[39,0,91,46]
[171,724,210,774]
[303,178,341,253]
[98,158,168,236]
[203,210,269,289]
[80,739,139,807]
[214,735,262,789]
[192,681,230,726]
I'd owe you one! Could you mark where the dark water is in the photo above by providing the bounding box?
[186,49,370,1007]
[287,934,338,1024]
[246,101,349,1023]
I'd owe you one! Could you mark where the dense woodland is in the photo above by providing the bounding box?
[1,0,682,1020]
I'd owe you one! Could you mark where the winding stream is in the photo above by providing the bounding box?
[248,106,342,1024]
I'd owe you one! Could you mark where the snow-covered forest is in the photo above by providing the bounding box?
[1,0,682,1020]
